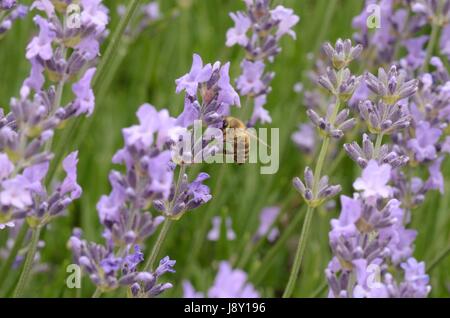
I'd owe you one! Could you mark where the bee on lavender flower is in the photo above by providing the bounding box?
[221,116,270,164]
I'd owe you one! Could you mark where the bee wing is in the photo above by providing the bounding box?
[246,130,271,149]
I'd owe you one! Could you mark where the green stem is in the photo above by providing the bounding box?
[13,226,41,298]
[144,218,172,271]
[143,164,184,272]
[312,136,330,195]
[421,23,440,73]
[427,243,450,272]
[374,133,384,158]
[282,98,341,298]
[282,206,314,298]
[0,223,28,290]
[92,287,102,298]
[93,0,142,90]
[311,281,328,298]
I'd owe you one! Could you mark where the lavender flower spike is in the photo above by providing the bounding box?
[365,66,418,105]
[293,167,341,208]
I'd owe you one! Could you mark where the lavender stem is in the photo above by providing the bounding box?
[144,218,172,271]
[374,133,384,158]
[92,287,102,298]
[0,223,28,290]
[13,226,42,298]
[93,0,142,90]
[421,22,440,73]
[283,98,341,297]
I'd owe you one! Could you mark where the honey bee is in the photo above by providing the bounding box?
[222,116,270,164]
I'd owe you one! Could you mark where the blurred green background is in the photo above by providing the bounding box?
[0,0,449,297]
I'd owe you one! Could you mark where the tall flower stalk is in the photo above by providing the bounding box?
[283,39,362,297]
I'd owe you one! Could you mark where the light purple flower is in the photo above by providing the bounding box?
[226,12,251,47]
[256,206,280,242]
[270,5,299,39]
[250,94,271,125]
[407,121,442,162]
[96,176,126,226]
[80,0,109,33]
[30,0,55,17]
[122,104,175,151]
[72,68,96,117]
[207,216,236,241]
[353,160,392,202]
[175,96,201,127]
[0,153,14,180]
[400,258,431,297]
[425,157,444,194]
[60,151,82,200]
[217,62,241,107]
[0,222,15,230]
[146,151,173,200]
[0,0,16,10]
[20,58,45,99]
[291,123,316,154]
[142,2,160,21]
[26,16,55,61]
[400,36,428,70]
[175,54,213,96]
[441,25,450,59]
[182,281,204,298]
[207,261,259,298]
[23,162,49,195]
[329,195,361,243]
[236,60,265,95]
[0,175,32,209]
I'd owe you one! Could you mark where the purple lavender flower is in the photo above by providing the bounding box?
[71,68,96,117]
[322,38,363,70]
[226,1,299,125]
[236,60,266,96]
[291,123,316,154]
[207,216,236,241]
[226,12,251,47]
[184,261,259,298]
[153,172,212,220]
[345,134,409,168]
[425,156,444,193]
[358,100,411,135]
[254,206,280,242]
[270,5,299,39]
[353,160,392,203]
[293,167,342,207]
[26,16,55,61]
[175,54,240,128]
[407,121,442,162]
[175,54,213,97]
[365,66,418,105]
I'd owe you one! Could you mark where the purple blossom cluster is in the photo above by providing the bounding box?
[68,51,227,295]
[183,261,259,298]
[175,53,241,129]
[326,161,430,297]
[226,0,299,126]
[68,104,179,296]
[0,0,110,231]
